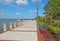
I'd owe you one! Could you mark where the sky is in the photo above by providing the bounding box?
[0,0,49,19]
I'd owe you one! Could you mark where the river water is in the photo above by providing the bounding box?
[0,20,22,32]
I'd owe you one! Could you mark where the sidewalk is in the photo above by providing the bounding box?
[0,20,44,41]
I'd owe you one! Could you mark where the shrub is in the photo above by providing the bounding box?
[53,22,60,27]
[48,25,60,34]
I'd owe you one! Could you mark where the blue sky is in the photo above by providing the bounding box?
[0,0,49,19]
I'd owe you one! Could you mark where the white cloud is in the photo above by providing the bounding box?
[29,10,37,13]
[32,0,42,3]
[10,5,23,10]
[0,0,28,6]
[16,0,28,5]
[16,12,21,16]
[34,10,37,12]
[4,0,14,4]
[32,0,36,2]
[0,0,14,5]
[29,10,33,13]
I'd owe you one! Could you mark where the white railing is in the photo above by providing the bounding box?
[0,19,35,32]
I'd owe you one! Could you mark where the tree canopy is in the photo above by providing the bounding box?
[44,0,60,20]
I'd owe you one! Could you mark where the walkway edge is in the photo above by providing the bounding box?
[37,28,44,41]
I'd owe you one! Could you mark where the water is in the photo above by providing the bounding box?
[0,20,23,32]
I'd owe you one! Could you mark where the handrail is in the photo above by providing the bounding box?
[0,19,35,20]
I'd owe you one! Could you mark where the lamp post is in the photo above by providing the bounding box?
[36,5,39,27]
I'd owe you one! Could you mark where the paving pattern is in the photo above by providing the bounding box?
[0,20,44,41]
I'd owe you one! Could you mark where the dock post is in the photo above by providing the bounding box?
[10,22,12,29]
[3,22,7,31]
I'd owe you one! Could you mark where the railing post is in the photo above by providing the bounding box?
[18,22,20,27]
[3,22,7,31]
[10,22,12,29]
[20,21,23,26]
[14,22,17,28]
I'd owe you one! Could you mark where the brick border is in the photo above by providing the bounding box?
[37,28,44,41]
[10,30,37,32]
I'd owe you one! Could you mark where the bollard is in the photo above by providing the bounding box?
[18,22,20,27]
[10,22,12,29]
[14,22,17,28]
[3,22,7,31]
[20,22,22,26]
[20,20,23,26]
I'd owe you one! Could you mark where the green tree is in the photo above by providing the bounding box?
[44,0,60,24]
[44,0,60,34]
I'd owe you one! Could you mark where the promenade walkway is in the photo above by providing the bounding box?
[0,20,44,41]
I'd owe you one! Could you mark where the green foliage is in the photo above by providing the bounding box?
[44,0,60,34]
[36,16,47,26]
[48,25,60,34]
[53,22,60,27]
[44,0,60,20]
[38,21,47,26]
